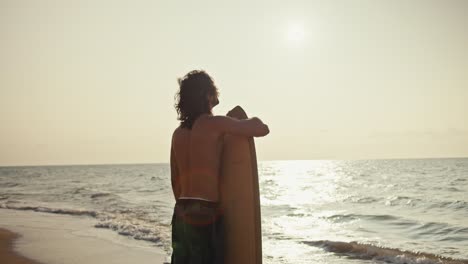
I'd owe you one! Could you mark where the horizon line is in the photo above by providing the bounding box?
[1,156,467,168]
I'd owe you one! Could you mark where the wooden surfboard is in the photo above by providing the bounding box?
[220,105,262,264]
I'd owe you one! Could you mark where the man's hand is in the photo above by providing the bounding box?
[250,117,270,137]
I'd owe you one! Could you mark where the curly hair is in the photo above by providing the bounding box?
[175,70,219,129]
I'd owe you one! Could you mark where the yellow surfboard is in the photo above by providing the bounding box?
[220,106,262,264]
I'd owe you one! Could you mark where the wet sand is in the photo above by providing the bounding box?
[0,228,41,264]
[0,209,168,264]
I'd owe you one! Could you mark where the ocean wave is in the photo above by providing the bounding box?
[453,178,466,182]
[446,187,463,192]
[322,213,468,242]
[286,212,310,217]
[411,222,468,237]
[430,200,468,211]
[95,216,169,248]
[71,187,88,194]
[385,195,423,207]
[0,202,171,253]
[343,195,382,204]
[323,213,399,223]
[0,182,22,187]
[90,192,114,199]
[304,240,468,264]
[0,203,99,217]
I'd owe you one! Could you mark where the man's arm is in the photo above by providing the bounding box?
[209,115,270,137]
[170,144,180,201]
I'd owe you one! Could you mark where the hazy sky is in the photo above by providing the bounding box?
[1,0,467,166]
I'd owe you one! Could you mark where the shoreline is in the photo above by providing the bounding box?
[0,209,169,264]
[0,228,41,264]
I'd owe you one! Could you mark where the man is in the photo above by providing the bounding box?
[170,70,269,264]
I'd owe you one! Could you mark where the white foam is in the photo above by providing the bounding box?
[0,201,172,252]
[305,240,468,264]
[95,214,171,251]
[0,202,99,217]
[0,208,169,264]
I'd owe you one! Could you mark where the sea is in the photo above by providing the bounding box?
[1,158,467,264]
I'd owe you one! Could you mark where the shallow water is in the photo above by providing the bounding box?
[1,158,467,263]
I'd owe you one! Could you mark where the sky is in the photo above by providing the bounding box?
[1,0,467,166]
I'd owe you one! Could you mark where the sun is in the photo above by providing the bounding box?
[286,22,306,44]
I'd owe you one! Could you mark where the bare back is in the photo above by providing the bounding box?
[171,110,269,202]
[171,115,223,202]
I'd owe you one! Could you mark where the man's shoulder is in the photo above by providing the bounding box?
[202,115,232,124]
[173,126,188,136]
[190,115,223,128]
[195,115,228,131]
[172,126,191,146]
[171,126,181,139]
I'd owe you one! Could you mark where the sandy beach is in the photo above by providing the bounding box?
[0,228,41,264]
[0,209,168,264]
